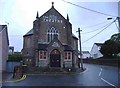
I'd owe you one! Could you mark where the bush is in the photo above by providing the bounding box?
[8,53,23,62]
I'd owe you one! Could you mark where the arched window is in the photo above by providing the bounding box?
[47,27,58,42]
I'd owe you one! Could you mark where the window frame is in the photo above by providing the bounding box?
[47,27,59,42]
[64,51,72,61]
[39,51,47,60]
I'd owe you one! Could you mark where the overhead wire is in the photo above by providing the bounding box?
[81,22,111,34]
[73,21,109,32]
[82,20,115,43]
[61,0,118,17]
[81,21,108,29]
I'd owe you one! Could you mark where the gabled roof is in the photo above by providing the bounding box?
[72,33,78,40]
[95,43,103,46]
[24,3,72,37]
[38,35,73,51]
[82,51,90,54]
[63,45,73,51]
[78,51,90,54]
[39,5,67,21]
[38,43,73,51]
[23,29,33,37]
[38,44,48,50]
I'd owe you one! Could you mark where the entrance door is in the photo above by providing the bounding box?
[50,49,61,67]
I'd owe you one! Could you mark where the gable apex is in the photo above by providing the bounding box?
[48,36,63,48]
[39,3,69,22]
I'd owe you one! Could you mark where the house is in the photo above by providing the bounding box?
[0,25,9,72]
[90,43,103,59]
[117,53,120,56]
[22,2,79,69]
[78,51,91,59]
[9,46,14,54]
[82,51,91,59]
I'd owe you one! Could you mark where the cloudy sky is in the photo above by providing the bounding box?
[0,0,119,52]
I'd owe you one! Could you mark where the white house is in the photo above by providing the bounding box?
[82,51,91,59]
[90,43,103,59]
[0,25,9,72]
[9,46,14,54]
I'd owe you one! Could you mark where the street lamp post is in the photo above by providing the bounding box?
[107,17,120,33]
[117,17,120,32]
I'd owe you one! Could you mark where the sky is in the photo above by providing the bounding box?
[0,0,119,52]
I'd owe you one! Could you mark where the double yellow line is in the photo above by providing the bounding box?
[3,74,26,83]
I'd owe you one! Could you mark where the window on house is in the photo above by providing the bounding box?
[44,52,46,59]
[39,51,47,60]
[68,52,71,59]
[64,52,72,60]
[65,52,67,59]
[47,27,58,42]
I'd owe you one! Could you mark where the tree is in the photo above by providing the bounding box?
[111,33,120,42]
[111,33,120,54]
[100,40,119,57]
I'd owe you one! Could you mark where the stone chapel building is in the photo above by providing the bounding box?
[22,2,78,69]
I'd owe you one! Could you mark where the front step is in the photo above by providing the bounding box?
[49,67,63,72]
[27,67,66,74]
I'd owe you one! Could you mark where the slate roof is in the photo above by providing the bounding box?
[38,44,48,50]
[38,44,73,51]
[78,51,90,54]
[72,34,78,40]
[95,43,103,46]
[63,45,73,51]
[23,29,33,37]
[82,51,90,54]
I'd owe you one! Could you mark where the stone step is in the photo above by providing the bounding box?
[49,68,63,72]
[27,67,65,73]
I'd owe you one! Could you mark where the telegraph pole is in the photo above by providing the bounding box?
[77,28,84,70]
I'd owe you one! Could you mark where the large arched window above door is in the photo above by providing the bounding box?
[47,27,59,42]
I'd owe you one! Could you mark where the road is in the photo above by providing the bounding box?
[2,64,119,88]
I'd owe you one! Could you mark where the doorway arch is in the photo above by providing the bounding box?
[50,49,61,67]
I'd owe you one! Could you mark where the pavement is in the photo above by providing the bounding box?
[1,72,26,83]
[1,67,85,84]
[27,67,86,75]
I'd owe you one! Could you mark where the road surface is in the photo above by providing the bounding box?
[2,64,119,88]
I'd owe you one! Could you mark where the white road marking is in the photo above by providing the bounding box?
[101,77,117,88]
[99,68,117,88]
[99,68,102,76]
[99,71,101,76]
